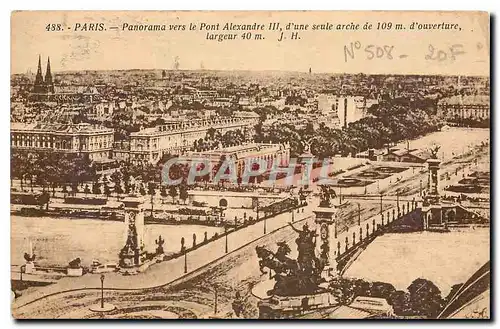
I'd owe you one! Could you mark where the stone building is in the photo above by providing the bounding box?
[437,95,489,120]
[127,117,258,164]
[11,122,114,161]
[180,142,291,180]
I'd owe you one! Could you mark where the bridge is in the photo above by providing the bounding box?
[335,199,421,275]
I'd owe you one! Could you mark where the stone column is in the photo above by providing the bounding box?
[313,205,338,280]
[119,196,147,270]
[427,159,441,196]
[421,158,444,229]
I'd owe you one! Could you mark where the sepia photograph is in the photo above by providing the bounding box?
[10,10,490,319]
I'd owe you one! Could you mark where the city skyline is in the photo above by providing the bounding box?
[13,57,492,77]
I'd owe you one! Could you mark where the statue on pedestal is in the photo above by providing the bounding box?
[119,217,139,267]
[23,239,36,274]
[255,222,324,296]
[429,145,441,159]
[155,235,165,255]
[302,139,312,154]
[319,185,336,208]
[23,252,36,263]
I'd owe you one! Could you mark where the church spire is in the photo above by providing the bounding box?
[44,56,54,93]
[33,55,45,93]
[34,55,44,86]
[44,57,53,85]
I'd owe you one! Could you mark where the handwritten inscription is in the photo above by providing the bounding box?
[344,41,467,63]
[425,44,466,62]
[344,41,403,62]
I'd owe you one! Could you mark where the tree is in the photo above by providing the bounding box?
[406,278,445,318]
[104,184,111,199]
[92,181,101,195]
[68,155,96,191]
[39,191,50,211]
[11,152,24,188]
[160,185,168,204]
[389,290,410,315]
[168,185,178,203]
[114,180,123,198]
[111,171,123,199]
[369,281,397,299]
[139,184,146,196]
[179,183,189,205]
[24,152,38,192]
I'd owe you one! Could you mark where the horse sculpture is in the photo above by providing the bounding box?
[256,242,298,277]
[256,230,325,296]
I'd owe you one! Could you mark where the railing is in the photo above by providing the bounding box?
[336,200,420,275]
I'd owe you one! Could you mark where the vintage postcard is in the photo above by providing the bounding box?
[10,11,490,319]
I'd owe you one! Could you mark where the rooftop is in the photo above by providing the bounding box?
[438,95,489,106]
[11,122,113,134]
[184,142,288,160]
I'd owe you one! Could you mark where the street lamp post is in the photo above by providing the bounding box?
[379,194,383,217]
[184,250,188,274]
[204,281,219,317]
[225,225,228,254]
[358,203,361,226]
[150,191,154,219]
[214,285,218,315]
[419,179,422,196]
[100,275,105,309]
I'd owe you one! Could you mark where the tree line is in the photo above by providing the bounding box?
[330,276,459,318]
[254,100,441,158]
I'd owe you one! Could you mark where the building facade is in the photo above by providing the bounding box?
[316,94,369,128]
[180,142,291,179]
[437,95,489,120]
[334,96,368,128]
[128,117,259,163]
[11,122,114,161]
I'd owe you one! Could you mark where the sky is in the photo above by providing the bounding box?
[11,11,489,76]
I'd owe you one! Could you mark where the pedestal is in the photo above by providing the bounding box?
[119,196,147,272]
[422,158,444,230]
[67,267,83,277]
[24,262,35,274]
[427,159,441,196]
[89,303,116,313]
[299,152,315,187]
[313,204,339,280]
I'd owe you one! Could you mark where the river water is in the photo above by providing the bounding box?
[11,216,224,267]
[344,227,490,297]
